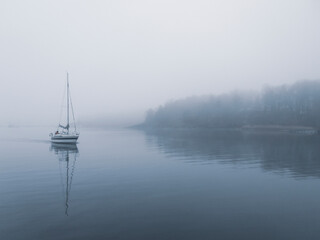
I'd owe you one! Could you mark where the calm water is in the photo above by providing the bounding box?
[1,127,320,240]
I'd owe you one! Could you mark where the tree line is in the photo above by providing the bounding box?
[143,80,320,129]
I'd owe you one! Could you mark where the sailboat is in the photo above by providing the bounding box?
[50,73,79,143]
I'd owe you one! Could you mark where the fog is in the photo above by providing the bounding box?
[1,0,320,126]
[143,80,320,129]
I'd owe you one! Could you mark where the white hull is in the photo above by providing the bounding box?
[51,135,79,143]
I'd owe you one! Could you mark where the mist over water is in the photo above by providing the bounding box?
[1,0,320,126]
[1,0,320,239]
[1,127,320,240]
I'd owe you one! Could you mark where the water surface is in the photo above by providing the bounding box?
[1,127,320,239]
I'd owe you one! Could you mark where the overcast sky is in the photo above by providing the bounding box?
[1,0,320,126]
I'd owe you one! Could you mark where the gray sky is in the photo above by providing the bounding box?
[1,0,320,126]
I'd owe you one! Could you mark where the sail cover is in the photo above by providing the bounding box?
[59,124,70,130]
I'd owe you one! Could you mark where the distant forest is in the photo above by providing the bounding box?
[143,81,320,129]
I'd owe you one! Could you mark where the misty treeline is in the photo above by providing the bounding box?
[143,80,320,129]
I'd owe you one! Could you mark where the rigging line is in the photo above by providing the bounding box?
[58,82,67,130]
[69,89,77,131]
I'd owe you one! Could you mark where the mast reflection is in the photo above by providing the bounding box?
[50,143,79,216]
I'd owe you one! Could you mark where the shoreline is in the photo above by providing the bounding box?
[132,124,319,135]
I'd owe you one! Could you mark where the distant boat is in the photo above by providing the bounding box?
[50,73,79,143]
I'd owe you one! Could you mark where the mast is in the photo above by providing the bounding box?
[67,73,69,133]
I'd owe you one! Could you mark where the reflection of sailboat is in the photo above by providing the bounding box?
[50,143,79,216]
